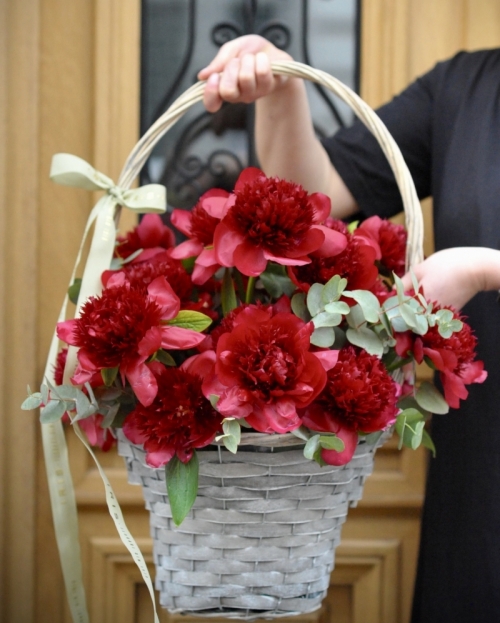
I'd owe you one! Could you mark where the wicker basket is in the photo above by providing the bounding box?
[117,430,389,619]
[110,60,423,620]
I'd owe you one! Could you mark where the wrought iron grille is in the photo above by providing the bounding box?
[140,0,361,216]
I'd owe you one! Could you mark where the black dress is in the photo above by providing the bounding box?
[322,49,500,622]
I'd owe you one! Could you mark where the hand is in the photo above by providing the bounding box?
[400,247,500,309]
[197,35,294,112]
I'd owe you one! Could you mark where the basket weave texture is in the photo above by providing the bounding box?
[117,431,388,619]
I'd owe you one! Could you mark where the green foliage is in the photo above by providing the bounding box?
[165,453,199,526]
[221,268,238,315]
[259,263,296,298]
[215,418,241,454]
[165,310,212,332]
[415,381,449,414]
[395,408,427,450]
[67,278,82,305]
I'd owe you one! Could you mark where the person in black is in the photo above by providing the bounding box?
[199,36,500,622]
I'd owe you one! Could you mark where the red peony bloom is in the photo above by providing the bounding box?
[202,306,336,434]
[122,354,221,466]
[115,214,175,262]
[289,234,378,293]
[411,306,487,408]
[170,188,230,284]
[57,277,207,406]
[354,216,407,277]
[79,414,116,452]
[213,168,347,276]
[300,346,399,465]
[54,347,68,386]
[102,251,218,320]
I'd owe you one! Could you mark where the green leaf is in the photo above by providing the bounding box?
[421,429,436,457]
[291,292,310,322]
[319,434,345,452]
[410,269,420,295]
[101,367,119,387]
[73,391,97,421]
[221,268,238,315]
[68,278,82,305]
[166,310,212,332]
[345,304,366,329]
[306,283,325,316]
[343,290,381,323]
[312,310,343,328]
[209,394,220,409]
[347,220,359,234]
[21,393,43,410]
[222,418,241,445]
[40,400,67,423]
[393,273,406,303]
[166,452,199,526]
[399,302,418,329]
[324,301,350,315]
[395,410,425,450]
[221,435,238,454]
[100,402,120,428]
[322,275,347,303]
[415,381,449,414]
[259,270,295,298]
[155,349,176,366]
[346,326,384,356]
[290,426,310,442]
[310,326,335,348]
[304,434,320,460]
[50,384,79,401]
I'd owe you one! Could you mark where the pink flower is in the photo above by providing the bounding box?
[213,168,347,276]
[354,216,407,277]
[170,188,229,284]
[301,346,399,465]
[202,306,331,434]
[122,354,221,466]
[57,277,208,406]
[115,214,175,262]
[79,415,116,452]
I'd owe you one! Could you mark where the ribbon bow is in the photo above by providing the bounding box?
[49,153,166,315]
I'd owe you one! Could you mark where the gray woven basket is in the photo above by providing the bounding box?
[111,60,423,620]
[117,430,389,619]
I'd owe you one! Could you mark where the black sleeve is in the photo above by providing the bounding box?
[322,61,445,218]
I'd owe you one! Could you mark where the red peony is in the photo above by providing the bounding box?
[115,213,175,262]
[412,306,487,408]
[300,346,399,465]
[213,168,347,276]
[202,305,337,434]
[57,276,208,406]
[354,215,407,277]
[289,233,378,293]
[122,354,221,466]
[170,188,229,284]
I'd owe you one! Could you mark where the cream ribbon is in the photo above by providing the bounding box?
[42,153,165,623]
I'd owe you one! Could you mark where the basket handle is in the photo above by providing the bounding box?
[118,59,424,269]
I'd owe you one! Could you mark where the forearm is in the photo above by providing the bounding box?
[255,78,358,219]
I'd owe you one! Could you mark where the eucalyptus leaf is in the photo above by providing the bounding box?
[222,419,241,445]
[312,310,342,328]
[100,402,120,428]
[21,393,43,410]
[306,283,325,317]
[421,429,437,457]
[346,326,384,356]
[343,290,381,323]
[290,426,310,442]
[166,310,212,332]
[310,326,335,348]
[399,303,418,329]
[73,391,96,420]
[322,275,347,303]
[393,273,406,303]
[415,381,449,414]
[221,435,238,454]
[41,383,50,405]
[410,269,420,295]
[319,434,345,452]
[209,394,220,409]
[304,434,320,460]
[345,304,366,330]
[291,292,310,322]
[166,452,199,526]
[50,384,79,401]
[324,301,350,315]
[259,271,295,298]
[40,400,67,423]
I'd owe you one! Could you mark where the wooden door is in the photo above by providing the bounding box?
[3,1,500,622]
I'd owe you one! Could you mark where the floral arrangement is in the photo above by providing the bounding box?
[23,167,487,525]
